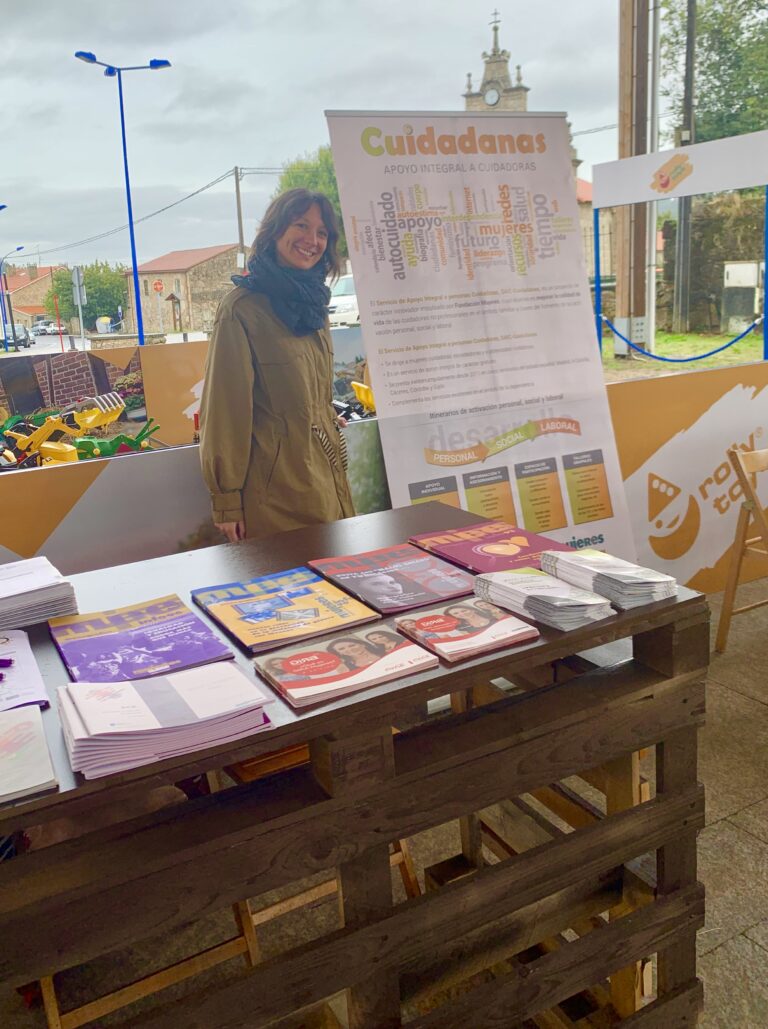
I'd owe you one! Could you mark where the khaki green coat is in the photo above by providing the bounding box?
[199,287,355,540]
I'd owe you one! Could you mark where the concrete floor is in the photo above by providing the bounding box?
[1,582,767,1028]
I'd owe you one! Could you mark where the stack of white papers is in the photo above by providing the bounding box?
[0,630,49,711]
[0,706,57,804]
[57,663,274,779]
[474,567,614,631]
[540,549,677,610]
[0,557,77,630]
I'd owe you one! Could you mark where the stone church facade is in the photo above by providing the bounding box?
[462,15,613,277]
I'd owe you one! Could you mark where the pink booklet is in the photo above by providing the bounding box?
[409,522,573,574]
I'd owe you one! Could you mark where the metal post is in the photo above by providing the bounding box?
[234,166,246,268]
[672,0,696,333]
[53,294,66,353]
[117,69,145,347]
[75,286,86,352]
[764,185,768,361]
[3,274,17,349]
[645,0,660,354]
[594,207,603,352]
[0,260,7,352]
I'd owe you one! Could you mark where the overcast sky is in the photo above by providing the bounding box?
[3,1,636,269]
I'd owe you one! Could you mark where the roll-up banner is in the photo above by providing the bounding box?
[327,110,635,555]
[593,128,768,208]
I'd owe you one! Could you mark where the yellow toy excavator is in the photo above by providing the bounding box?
[3,393,127,468]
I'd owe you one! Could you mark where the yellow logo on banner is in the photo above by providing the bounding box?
[647,432,760,560]
[650,154,693,194]
[647,473,701,560]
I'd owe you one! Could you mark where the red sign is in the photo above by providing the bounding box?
[152,279,164,294]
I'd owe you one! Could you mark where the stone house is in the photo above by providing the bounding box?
[124,244,238,335]
[3,266,67,329]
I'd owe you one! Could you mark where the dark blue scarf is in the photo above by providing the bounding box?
[232,249,331,336]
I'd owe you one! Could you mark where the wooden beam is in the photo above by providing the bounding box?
[0,674,704,984]
[407,885,704,1028]
[94,788,703,1029]
[619,980,703,1025]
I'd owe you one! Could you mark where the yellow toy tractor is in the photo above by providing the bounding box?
[1,393,144,468]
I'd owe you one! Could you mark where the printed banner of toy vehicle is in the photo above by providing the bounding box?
[0,393,161,469]
[0,345,207,468]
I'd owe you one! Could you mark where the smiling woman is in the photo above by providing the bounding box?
[199,188,355,543]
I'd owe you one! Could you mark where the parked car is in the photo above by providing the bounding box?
[2,324,30,349]
[29,323,47,338]
[328,274,360,328]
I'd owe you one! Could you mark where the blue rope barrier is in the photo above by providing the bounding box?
[602,315,764,363]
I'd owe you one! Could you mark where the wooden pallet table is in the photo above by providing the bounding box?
[0,503,708,1028]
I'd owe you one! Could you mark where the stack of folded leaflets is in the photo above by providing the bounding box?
[0,706,58,804]
[57,664,273,779]
[0,557,77,631]
[254,624,437,707]
[394,597,539,662]
[474,568,614,631]
[540,549,677,610]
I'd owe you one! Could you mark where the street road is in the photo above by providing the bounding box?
[0,333,90,357]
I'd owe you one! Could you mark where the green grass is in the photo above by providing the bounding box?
[601,328,765,376]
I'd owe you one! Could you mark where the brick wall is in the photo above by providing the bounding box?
[50,354,99,407]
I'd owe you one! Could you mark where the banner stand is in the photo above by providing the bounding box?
[593,207,602,352]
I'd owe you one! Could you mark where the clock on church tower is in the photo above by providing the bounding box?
[463,11,530,114]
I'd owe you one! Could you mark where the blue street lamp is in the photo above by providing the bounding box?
[74,51,171,346]
[0,245,24,353]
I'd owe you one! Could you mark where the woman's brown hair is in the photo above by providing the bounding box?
[250,188,343,279]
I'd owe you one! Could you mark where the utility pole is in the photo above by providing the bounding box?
[3,274,18,349]
[672,0,696,332]
[615,0,650,355]
[646,1,661,353]
[234,166,246,269]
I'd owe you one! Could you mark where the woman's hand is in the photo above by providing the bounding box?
[335,413,348,427]
[215,520,246,544]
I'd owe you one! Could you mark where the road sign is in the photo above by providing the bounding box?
[152,279,164,294]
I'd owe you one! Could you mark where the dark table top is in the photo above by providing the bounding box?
[4,502,705,830]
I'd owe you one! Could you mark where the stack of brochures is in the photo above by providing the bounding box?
[192,567,378,654]
[0,630,50,711]
[0,557,76,631]
[409,522,573,573]
[395,597,539,662]
[309,544,474,614]
[474,568,614,631]
[57,664,273,779]
[0,706,58,804]
[49,595,233,682]
[254,625,437,707]
[540,549,678,610]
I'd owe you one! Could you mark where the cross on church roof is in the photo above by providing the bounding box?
[490,9,501,53]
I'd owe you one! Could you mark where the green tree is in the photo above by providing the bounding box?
[662,0,768,142]
[275,145,348,258]
[44,262,127,330]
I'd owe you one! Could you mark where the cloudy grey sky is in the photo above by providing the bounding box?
[3,1,629,269]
